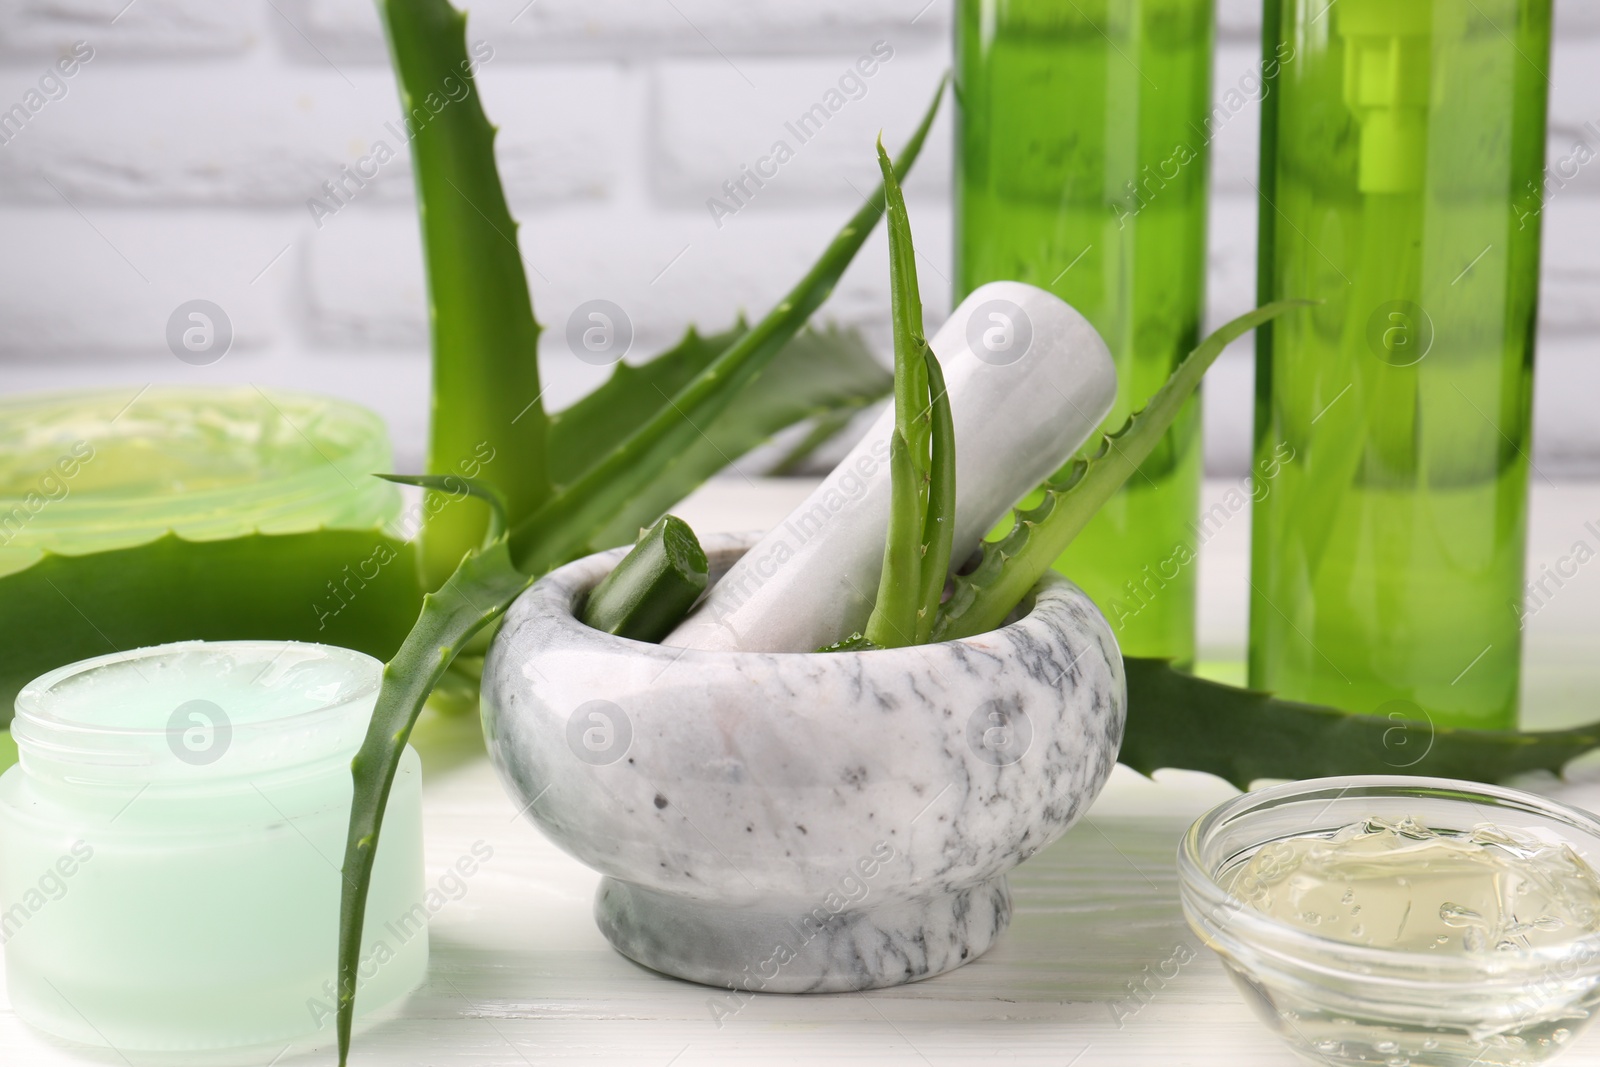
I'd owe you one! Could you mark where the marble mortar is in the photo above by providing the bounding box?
[482,533,1126,992]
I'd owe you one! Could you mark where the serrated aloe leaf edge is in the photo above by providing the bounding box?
[861,134,954,649]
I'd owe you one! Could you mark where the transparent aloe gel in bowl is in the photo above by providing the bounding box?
[0,640,426,1054]
[1180,777,1600,1067]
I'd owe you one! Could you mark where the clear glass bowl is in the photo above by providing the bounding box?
[1179,776,1600,1067]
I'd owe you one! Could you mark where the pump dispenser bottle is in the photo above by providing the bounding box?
[1249,0,1552,729]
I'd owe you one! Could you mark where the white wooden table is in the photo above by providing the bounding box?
[7,479,1600,1067]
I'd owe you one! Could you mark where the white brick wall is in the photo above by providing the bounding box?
[0,0,258,59]
[0,0,1595,477]
[275,0,947,62]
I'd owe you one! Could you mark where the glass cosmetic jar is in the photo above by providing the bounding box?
[0,640,425,1053]
[0,386,401,570]
[1179,776,1600,1067]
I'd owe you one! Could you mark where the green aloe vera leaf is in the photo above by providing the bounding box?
[580,515,708,642]
[422,657,482,718]
[682,324,892,466]
[0,730,15,774]
[865,432,925,647]
[768,406,866,477]
[864,134,937,649]
[933,302,1307,642]
[553,323,891,549]
[378,476,511,717]
[0,529,423,728]
[917,350,956,644]
[547,322,745,483]
[378,474,509,541]
[876,135,933,506]
[337,536,530,1064]
[506,76,949,576]
[1122,657,1600,789]
[381,0,552,589]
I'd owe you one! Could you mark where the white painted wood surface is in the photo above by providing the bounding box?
[7,479,1600,1066]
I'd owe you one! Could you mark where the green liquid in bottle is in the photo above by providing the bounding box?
[1250,0,1550,730]
[955,0,1215,666]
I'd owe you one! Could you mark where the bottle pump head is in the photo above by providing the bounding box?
[1338,0,1432,194]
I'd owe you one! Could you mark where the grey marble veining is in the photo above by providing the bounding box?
[482,534,1126,993]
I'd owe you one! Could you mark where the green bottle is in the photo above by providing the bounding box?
[954,0,1215,667]
[1250,0,1552,729]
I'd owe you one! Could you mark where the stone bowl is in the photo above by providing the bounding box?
[481,533,1125,995]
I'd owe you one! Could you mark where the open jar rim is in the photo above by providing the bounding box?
[1178,775,1600,982]
[10,640,382,783]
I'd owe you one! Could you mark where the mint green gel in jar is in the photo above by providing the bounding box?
[0,640,426,1052]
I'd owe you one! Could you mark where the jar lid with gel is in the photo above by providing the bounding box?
[0,386,401,574]
[10,640,382,788]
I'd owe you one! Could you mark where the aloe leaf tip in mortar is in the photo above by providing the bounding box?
[862,133,956,651]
